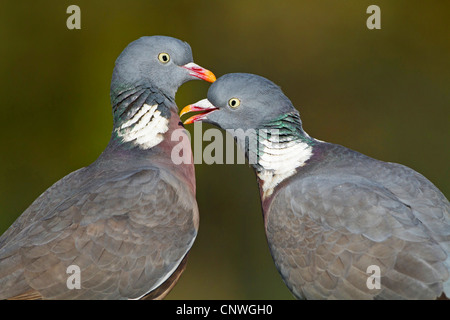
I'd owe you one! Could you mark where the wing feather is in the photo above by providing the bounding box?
[0,167,197,299]
[266,173,449,299]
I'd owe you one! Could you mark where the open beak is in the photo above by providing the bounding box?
[180,98,218,124]
[182,62,216,83]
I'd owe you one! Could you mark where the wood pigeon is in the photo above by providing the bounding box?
[0,36,216,299]
[181,73,450,299]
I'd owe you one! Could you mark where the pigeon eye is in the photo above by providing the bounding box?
[228,98,240,109]
[158,53,170,64]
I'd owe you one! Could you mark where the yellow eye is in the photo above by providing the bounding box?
[228,98,240,108]
[158,52,170,64]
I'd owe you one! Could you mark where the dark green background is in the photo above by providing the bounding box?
[0,1,448,299]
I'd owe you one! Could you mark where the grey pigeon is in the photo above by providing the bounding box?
[0,36,216,300]
[181,73,450,299]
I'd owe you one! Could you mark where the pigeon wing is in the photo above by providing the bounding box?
[0,167,198,299]
[266,173,449,299]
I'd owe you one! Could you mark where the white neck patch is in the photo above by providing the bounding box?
[115,104,169,149]
[257,135,313,200]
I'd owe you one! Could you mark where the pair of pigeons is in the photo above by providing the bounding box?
[0,36,448,300]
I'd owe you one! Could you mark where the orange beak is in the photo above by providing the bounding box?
[180,99,218,124]
[181,63,216,83]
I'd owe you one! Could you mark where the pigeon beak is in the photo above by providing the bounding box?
[180,98,218,124]
[181,63,216,83]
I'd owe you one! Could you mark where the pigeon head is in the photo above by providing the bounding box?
[180,73,299,131]
[181,73,314,188]
[109,36,215,150]
[111,36,215,104]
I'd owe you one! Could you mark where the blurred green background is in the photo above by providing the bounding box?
[0,1,448,299]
